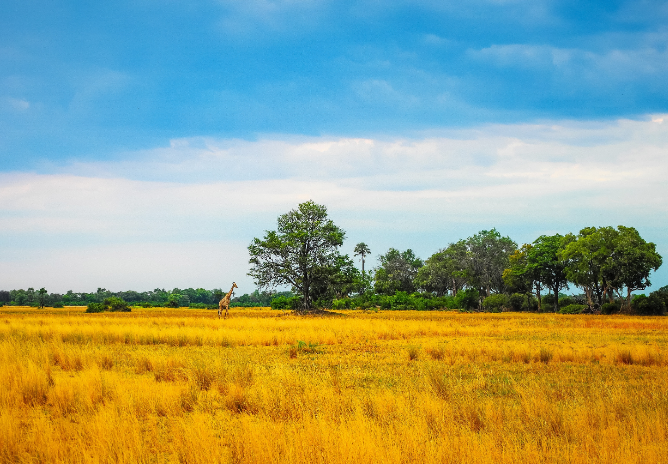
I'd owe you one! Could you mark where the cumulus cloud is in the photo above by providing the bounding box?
[2,115,667,292]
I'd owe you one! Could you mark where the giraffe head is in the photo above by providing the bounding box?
[232,282,238,289]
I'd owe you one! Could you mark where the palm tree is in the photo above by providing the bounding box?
[354,243,371,293]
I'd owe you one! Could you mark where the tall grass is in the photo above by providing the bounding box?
[1,306,667,463]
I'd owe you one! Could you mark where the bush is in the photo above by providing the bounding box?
[558,296,576,308]
[423,296,452,310]
[541,293,557,308]
[632,294,666,316]
[601,301,620,315]
[482,294,508,312]
[271,295,302,310]
[189,303,208,309]
[86,302,105,313]
[507,293,525,312]
[455,288,480,311]
[52,302,64,308]
[559,304,586,314]
[332,298,352,310]
[104,297,131,312]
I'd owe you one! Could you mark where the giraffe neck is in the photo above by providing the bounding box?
[226,286,235,299]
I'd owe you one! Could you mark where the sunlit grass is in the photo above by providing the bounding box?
[1,306,667,463]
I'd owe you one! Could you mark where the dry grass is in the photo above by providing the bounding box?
[1,306,667,463]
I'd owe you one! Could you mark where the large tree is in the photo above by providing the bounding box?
[374,248,423,295]
[528,234,573,312]
[247,201,346,311]
[605,226,662,310]
[465,229,517,298]
[560,226,618,308]
[502,243,541,310]
[415,241,468,297]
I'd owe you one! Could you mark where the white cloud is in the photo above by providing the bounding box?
[2,115,668,292]
[8,98,29,111]
[468,43,668,83]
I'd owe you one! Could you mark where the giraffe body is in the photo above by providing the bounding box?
[218,282,238,319]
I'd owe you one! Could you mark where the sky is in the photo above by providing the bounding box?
[1,0,667,294]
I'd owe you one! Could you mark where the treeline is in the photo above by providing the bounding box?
[0,287,292,310]
[325,226,666,315]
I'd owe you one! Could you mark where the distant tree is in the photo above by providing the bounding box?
[560,226,661,310]
[605,226,662,311]
[212,288,224,303]
[374,248,423,295]
[528,234,573,313]
[36,288,48,309]
[503,244,541,310]
[465,229,517,299]
[248,201,346,311]
[560,227,617,308]
[0,290,10,304]
[310,253,359,305]
[416,241,468,297]
[354,242,371,293]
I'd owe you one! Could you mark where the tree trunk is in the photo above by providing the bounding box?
[553,287,559,313]
[535,282,542,312]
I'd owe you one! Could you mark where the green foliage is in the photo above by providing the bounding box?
[632,294,666,316]
[332,298,352,310]
[374,248,423,295]
[508,293,525,312]
[354,242,371,294]
[601,302,620,315]
[86,297,131,313]
[86,302,105,313]
[503,244,536,297]
[415,241,468,297]
[455,288,480,311]
[270,295,302,310]
[560,226,662,310]
[529,234,573,312]
[248,201,346,311]
[559,304,587,314]
[541,293,557,310]
[558,296,576,307]
[465,229,517,297]
[482,294,508,312]
[52,302,64,308]
[103,297,131,312]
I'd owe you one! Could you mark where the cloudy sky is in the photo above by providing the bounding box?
[2,0,667,294]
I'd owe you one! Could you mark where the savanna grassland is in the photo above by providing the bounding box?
[1,307,667,464]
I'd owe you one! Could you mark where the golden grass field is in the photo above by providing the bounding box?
[1,306,667,464]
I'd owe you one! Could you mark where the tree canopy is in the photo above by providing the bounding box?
[374,248,423,295]
[247,200,346,311]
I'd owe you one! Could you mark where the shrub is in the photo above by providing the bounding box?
[541,293,556,308]
[482,294,508,312]
[189,303,209,309]
[508,293,525,312]
[332,298,352,310]
[632,294,666,316]
[104,297,131,312]
[52,302,64,308]
[424,296,451,310]
[559,304,586,314]
[271,295,302,310]
[455,289,480,311]
[601,302,621,315]
[558,296,576,308]
[86,302,105,313]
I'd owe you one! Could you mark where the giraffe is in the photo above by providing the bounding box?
[218,282,238,319]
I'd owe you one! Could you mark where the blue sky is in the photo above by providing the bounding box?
[1,0,667,293]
